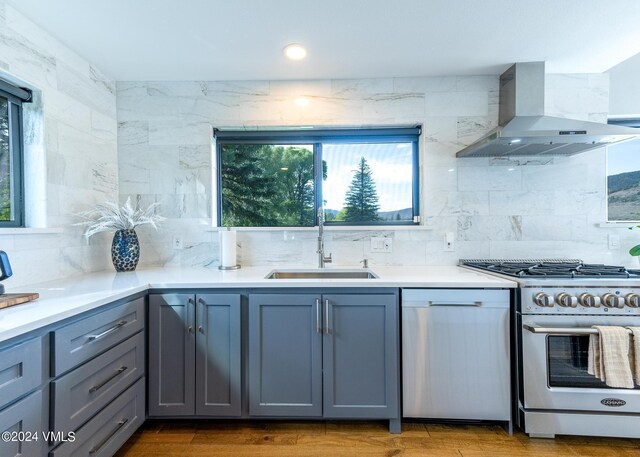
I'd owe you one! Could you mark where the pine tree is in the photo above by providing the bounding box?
[343,157,381,222]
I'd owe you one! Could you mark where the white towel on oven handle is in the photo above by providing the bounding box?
[588,326,634,389]
[627,327,640,385]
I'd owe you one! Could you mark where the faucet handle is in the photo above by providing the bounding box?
[360,258,369,268]
[325,253,332,263]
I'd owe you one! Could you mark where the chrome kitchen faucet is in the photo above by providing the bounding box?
[316,208,332,268]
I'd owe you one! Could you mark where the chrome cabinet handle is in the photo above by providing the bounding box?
[315,299,322,333]
[198,326,204,334]
[187,326,194,333]
[428,301,482,307]
[89,366,127,394]
[87,321,127,342]
[89,418,128,454]
[187,298,195,305]
[324,299,330,335]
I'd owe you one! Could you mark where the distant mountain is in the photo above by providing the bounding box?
[608,171,640,221]
[378,207,413,221]
[324,207,413,222]
[608,170,640,194]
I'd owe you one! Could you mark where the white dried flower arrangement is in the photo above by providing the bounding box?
[75,197,165,239]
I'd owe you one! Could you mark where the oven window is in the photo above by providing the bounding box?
[547,336,636,389]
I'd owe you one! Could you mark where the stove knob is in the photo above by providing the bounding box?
[578,293,600,308]
[556,293,577,308]
[534,292,554,307]
[601,293,622,308]
[625,293,640,308]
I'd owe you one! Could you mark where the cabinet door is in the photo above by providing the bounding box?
[0,390,46,457]
[248,294,322,417]
[195,294,242,416]
[323,294,399,418]
[148,294,195,416]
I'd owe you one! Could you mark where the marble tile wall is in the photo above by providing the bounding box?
[118,72,637,268]
[0,1,118,288]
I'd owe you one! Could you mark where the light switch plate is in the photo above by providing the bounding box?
[371,237,392,253]
[608,234,620,250]
[444,232,455,251]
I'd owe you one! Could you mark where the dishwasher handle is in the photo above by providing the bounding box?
[427,301,483,307]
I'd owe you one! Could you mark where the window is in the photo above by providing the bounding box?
[606,119,640,222]
[215,127,420,227]
[0,80,29,227]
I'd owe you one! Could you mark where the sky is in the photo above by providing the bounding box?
[607,138,640,175]
[322,143,413,212]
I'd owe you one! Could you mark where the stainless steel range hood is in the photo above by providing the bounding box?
[456,62,638,158]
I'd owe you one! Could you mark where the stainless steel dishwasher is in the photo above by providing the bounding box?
[402,288,510,425]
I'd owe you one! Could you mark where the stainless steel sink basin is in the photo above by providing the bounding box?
[265,269,379,280]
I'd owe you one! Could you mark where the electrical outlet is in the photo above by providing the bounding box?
[172,236,184,250]
[608,234,620,250]
[444,232,455,251]
[371,237,392,253]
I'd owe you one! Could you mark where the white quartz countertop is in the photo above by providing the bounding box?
[0,265,515,343]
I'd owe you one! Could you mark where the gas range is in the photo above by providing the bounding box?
[460,258,640,315]
[461,258,640,439]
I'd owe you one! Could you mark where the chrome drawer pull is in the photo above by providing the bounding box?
[324,299,330,335]
[428,301,482,307]
[315,299,322,333]
[89,418,128,454]
[87,321,127,342]
[89,366,128,394]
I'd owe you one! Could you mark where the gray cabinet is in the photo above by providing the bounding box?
[248,292,399,425]
[0,389,47,457]
[148,293,241,417]
[248,294,322,416]
[323,294,398,419]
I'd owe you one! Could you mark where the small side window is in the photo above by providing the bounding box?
[607,119,640,222]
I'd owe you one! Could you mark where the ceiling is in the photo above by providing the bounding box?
[7,0,640,81]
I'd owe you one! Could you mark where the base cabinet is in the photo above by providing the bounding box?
[248,293,399,422]
[0,389,47,457]
[148,293,241,417]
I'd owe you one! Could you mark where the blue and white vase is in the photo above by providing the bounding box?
[111,229,140,272]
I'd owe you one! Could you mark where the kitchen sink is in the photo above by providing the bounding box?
[265,269,379,280]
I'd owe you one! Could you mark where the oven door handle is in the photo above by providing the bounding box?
[523,324,635,335]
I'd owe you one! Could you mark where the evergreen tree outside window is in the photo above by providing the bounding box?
[215,127,420,227]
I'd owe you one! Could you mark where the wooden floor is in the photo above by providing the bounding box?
[114,420,640,457]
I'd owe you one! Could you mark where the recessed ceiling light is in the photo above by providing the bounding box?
[284,44,307,60]
[510,139,522,144]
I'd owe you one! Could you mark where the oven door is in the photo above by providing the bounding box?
[521,314,640,413]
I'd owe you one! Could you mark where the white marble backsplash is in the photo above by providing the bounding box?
[0,1,118,288]
[116,70,637,269]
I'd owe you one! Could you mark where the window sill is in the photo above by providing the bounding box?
[0,227,64,235]
[208,225,433,232]
[598,222,637,228]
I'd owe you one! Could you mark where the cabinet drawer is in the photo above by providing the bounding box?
[52,332,145,433]
[52,297,144,376]
[50,377,145,457]
[0,389,47,457]
[0,336,46,410]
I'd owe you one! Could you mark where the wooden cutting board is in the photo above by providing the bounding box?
[0,293,39,309]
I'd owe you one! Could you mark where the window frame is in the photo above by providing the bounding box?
[0,87,25,228]
[606,118,640,223]
[214,127,421,227]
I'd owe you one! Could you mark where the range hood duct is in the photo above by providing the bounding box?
[456,62,638,158]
